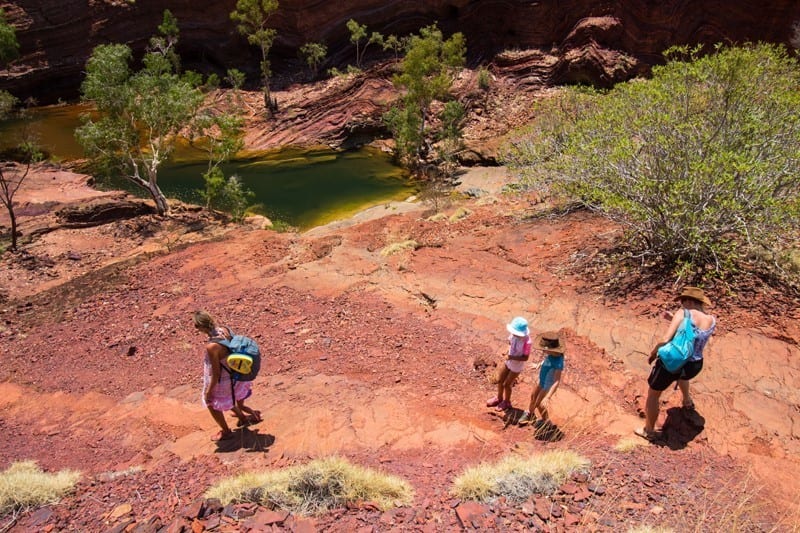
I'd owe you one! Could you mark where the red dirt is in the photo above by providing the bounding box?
[1,165,799,531]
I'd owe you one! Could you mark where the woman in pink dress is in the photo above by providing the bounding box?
[193,310,261,441]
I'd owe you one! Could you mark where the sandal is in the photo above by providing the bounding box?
[518,411,536,426]
[634,427,661,442]
[211,429,234,442]
[682,401,696,412]
[237,412,263,427]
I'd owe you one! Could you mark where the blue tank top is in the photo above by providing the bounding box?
[539,354,565,389]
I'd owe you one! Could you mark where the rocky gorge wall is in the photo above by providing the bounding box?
[2,0,799,104]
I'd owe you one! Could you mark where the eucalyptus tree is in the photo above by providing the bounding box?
[346,19,383,69]
[0,7,29,251]
[230,0,279,113]
[384,24,466,173]
[0,143,41,251]
[76,13,204,215]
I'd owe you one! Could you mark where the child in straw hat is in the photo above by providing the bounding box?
[519,330,565,427]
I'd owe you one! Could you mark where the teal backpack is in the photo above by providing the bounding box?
[657,309,695,373]
[213,327,261,382]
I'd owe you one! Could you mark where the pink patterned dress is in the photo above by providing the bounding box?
[201,327,252,411]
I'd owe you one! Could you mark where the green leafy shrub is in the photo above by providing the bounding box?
[299,42,327,77]
[221,175,255,223]
[477,67,491,90]
[0,7,20,67]
[503,44,800,276]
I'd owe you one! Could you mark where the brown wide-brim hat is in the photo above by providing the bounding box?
[676,286,711,306]
[535,331,564,354]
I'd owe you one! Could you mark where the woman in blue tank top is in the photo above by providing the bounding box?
[636,287,716,441]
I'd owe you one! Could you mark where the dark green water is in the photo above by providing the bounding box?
[0,105,413,229]
[0,104,91,160]
[164,148,412,229]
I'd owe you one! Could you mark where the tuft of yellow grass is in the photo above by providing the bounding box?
[475,195,499,206]
[627,527,676,533]
[205,456,413,516]
[614,437,646,453]
[0,461,81,516]
[449,207,472,222]
[426,213,448,222]
[451,450,590,503]
[380,240,419,256]
[99,466,143,481]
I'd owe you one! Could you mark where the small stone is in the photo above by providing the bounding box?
[533,497,551,521]
[108,503,132,520]
[521,499,535,516]
[245,509,290,526]
[571,471,589,483]
[181,499,205,520]
[622,501,646,511]
[28,507,54,526]
[588,484,606,495]
[454,501,490,529]
[559,482,579,495]
[573,489,592,502]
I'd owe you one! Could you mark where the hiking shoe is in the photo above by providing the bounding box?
[496,400,511,411]
[486,397,501,407]
[518,411,536,426]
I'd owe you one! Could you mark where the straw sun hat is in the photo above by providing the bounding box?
[535,331,564,354]
[676,286,711,306]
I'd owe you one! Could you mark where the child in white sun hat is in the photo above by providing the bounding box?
[487,316,532,411]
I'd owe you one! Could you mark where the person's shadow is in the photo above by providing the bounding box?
[215,427,276,453]
[655,406,705,450]
[502,408,564,442]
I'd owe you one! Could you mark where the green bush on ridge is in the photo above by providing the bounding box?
[503,43,800,278]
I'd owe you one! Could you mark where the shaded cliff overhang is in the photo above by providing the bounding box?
[1,0,799,103]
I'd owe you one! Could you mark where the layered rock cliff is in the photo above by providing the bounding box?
[2,0,799,104]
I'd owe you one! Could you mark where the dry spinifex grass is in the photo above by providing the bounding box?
[205,456,413,516]
[0,461,80,519]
